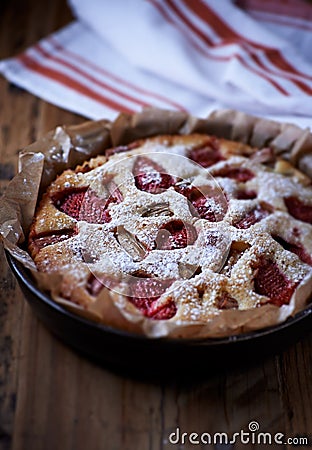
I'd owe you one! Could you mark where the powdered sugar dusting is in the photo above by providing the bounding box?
[32,134,312,324]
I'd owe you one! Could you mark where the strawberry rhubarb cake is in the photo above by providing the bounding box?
[28,133,312,336]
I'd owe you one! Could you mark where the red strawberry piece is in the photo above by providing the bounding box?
[79,185,123,224]
[188,139,224,168]
[155,220,197,250]
[53,183,123,223]
[214,166,255,182]
[128,277,176,320]
[253,257,298,306]
[79,189,111,223]
[272,235,312,266]
[233,206,270,229]
[31,229,77,251]
[148,298,177,320]
[175,184,202,212]
[53,188,88,220]
[174,181,193,198]
[133,156,175,194]
[175,185,226,221]
[191,194,221,221]
[216,292,238,310]
[284,196,312,225]
[235,189,257,200]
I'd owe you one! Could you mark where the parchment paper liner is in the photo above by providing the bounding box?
[1,108,312,339]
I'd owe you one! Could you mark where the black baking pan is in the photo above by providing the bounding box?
[6,251,312,378]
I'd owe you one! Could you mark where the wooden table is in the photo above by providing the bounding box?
[0,1,311,449]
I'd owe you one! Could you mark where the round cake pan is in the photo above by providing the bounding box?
[6,251,312,378]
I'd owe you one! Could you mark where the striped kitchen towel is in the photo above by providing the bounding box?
[1,0,312,126]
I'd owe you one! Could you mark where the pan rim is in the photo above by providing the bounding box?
[6,250,312,349]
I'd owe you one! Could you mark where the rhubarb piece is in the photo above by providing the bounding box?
[155,220,197,250]
[188,139,224,168]
[284,196,312,225]
[253,257,298,306]
[133,156,175,193]
[272,235,312,266]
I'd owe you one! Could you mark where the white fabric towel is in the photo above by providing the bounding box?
[1,0,312,128]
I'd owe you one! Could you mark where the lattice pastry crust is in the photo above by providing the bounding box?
[28,134,312,335]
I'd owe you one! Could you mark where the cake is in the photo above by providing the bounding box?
[28,133,312,336]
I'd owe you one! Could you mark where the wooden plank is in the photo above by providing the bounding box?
[0,2,83,450]
[277,338,312,437]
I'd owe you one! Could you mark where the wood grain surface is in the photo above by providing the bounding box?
[0,1,311,450]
